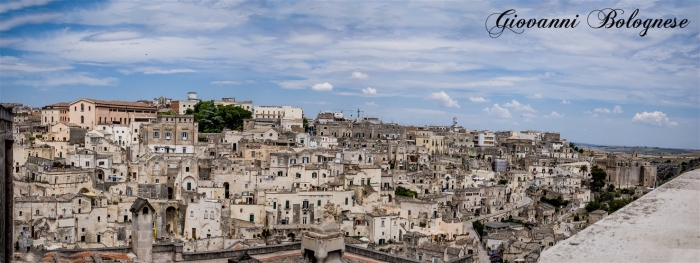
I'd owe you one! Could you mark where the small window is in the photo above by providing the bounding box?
[186,167,190,172]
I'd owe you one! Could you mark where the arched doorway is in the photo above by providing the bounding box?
[96,169,104,181]
[79,188,90,194]
[166,207,178,235]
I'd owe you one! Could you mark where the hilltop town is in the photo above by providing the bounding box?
[3,92,691,263]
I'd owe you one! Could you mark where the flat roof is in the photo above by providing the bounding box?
[540,169,700,263]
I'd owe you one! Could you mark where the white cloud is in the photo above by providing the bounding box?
[632,111,678,127]
[594,107,611,114]
[0,56,72,72]
[287,32,333,45]
[0,12,60,31]
[0,0,53,13]
[365,102,378,106]
[312,82,333,91]
[561,100,570,104]
[82,30,143,42]
[428,91,460,108]
[591,114,599,118]
[119,67,196,75]
[613,105,624,114]
[543,111,564,118]
[362,87,377,95]
[483,104,511,118]
[15,73,118,87]
[532,93,543,99]
[504,100,536,112]
[211,81,242,85]
[351,71,368,80]
[469,97,490,102]
[583,111,592,114]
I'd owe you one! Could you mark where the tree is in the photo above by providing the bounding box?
[606,184,615,192]
[580,165,588,176]
[498,179,508,185]
[303,117,310,132]
[395,186,418,198]
[186,101,252,133]
[472,221,485,237]
[590,165,607,192]
[608,198,632,213]
[585,201,602,212]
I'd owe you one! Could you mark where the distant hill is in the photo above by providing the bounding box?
[573,142,700,155]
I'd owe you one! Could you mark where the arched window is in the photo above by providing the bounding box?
[81,103,84,111]
[187,182,192,190]
[88,106,91,111]
[80,116,84,123]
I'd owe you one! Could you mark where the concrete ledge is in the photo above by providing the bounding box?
[540,169,700,263]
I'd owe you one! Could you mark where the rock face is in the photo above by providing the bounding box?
[301,202,345,263]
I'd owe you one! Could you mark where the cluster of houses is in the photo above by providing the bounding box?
[6,93,657,263]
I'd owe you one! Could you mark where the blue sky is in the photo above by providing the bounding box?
[0,0,698,149]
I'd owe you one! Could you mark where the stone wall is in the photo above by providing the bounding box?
[138,183,168,199]
[181,242,301,261]
[345,244,421,263]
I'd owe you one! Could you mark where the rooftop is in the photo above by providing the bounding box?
[540,169,700,263]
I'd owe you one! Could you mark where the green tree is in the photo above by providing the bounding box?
[606,184,615,192]
[217,104,251,131]
[498,179,508,185]
[395,186,418,198]
[186,101,252,133]
[472,221,485,237]
[608,198,632,213]
[580,165,588,176]
[303,117,310,132]
[590,165,607,192]
[585,201,602,212]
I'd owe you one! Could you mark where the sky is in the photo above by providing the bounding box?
[0,0,698,149]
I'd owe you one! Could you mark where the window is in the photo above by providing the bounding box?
[251,151,255,157]
[182,132,188,140]
[81,103,84,111]
[303,217,307,224]
[97,215,100,222]
[186,167,190,172]
[19,211,22,216]
[80,116,84,123]
[165,132,172,139]
[204,211,208,219]
[285,200,290,209]
[302,201,309,209]
[318,200,321,206]
[190,211,194,217]
[187,182,192,190]
[381,220,385,226]
[296,173,301,178]
[153,131,160,138]
[249,214,254,222]
[345,197,348,205]
[312,172,317,178]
